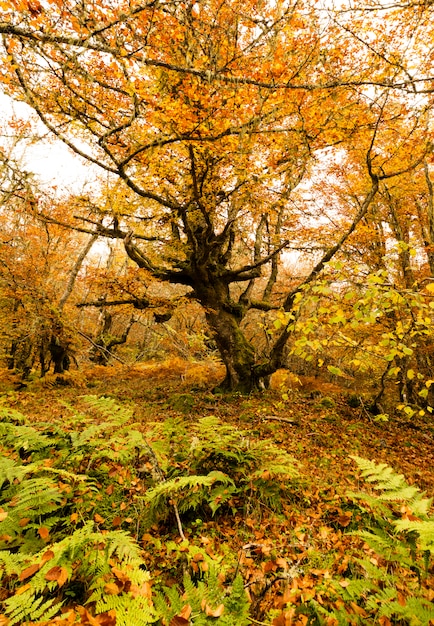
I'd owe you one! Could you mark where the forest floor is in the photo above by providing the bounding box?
[1,358,433,624]
[6,358,433,492]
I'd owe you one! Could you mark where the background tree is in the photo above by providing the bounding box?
[0,144,100,377]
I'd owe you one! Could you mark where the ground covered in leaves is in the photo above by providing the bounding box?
[0,359,433,625]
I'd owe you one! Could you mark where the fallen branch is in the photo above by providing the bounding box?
[262,415,299,424]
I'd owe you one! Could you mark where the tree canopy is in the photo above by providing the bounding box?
[1,0,434,391]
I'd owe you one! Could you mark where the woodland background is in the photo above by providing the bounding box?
[0,0,434,624]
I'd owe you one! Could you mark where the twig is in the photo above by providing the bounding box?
[173,503,186,542]
[141,440,186,541]
[76,329,126,364]
[262,415,299,424]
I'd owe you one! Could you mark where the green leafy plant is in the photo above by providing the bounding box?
[0,397,155,624]
[146,415,300,522]
[154,568,250,625]
[0,523,154,625]
[316,457,434,625]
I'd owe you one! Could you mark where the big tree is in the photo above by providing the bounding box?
[1,0,433,390]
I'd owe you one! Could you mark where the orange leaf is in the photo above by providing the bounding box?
[111,566,131,583]
[130,581,152,599]
[112,516,121,527]
[18,517,31,527]
[104,582,121,595]
[38,526,50,540]
[94,513,105,524]
[204,603,224,618]
[70,513,79,524]
[169,617,189,626]
[15,583,31,596]
[45,565,69,587]
[41,549,55,564]
[0,511,8,522]
[19,563,40,581]
[76,607,104,626]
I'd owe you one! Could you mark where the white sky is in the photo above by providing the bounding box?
[0,92,98,194]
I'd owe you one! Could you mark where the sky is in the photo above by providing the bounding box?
[0,92,98,194]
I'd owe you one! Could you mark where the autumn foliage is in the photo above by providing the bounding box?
[0,3,434,620]
[0,0,434,393]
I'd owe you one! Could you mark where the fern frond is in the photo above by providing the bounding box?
[0,455,35,487]
[0,403,26,424]
[81,394,134,423]
[0,550,30,581]
[350,456,432,516]
[0,423,53,454]
[222,573,250,624]
[376,595,434,625]
[143,471,234,525]
[394,519,434,553]
[2,523,150,625]
[93,594,156,625]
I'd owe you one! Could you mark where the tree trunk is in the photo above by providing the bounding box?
[205,307,258,393]
[194,278,267,393]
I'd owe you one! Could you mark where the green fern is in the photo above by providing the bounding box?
[330,457,434,625]
[0,402,26,424]
[143,471,235,527]
[154,569,250,625]
[2,522,152,625]
[349,455,432,516]
[0,422,53,455]
[147,414,299,518]
[93,594,156,625]
[0,474,63,550]
[59,396,147,468]
[394,519,434,553]
[0,455,35,486]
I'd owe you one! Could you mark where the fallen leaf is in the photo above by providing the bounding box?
[104,582,121,595]
[38,526,50,540]
[19,563,40,581]
[204,603,224,617]
[41,549,55,564]
[18,517,31,527]
[169,618,189,626]
[45,565,69,587]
